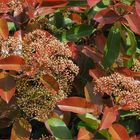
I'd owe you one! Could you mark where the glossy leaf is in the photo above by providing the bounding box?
[99,106,119,130]
[40,74,59,94]
[0,55,25,72]
[136,0,140,17]
[47,118,72,140]
[125,14,140,35]
[78,113,99,130]
[121,25,137,56]
[0,18,9,39]
[57,97,98,114]
[0,72,16,103]
[94,8,119,24]
[109,124,130,140]
[77,127,93,140]
[87,0,101,8]
[40,0,68,8]
[71,13,82,24]
[103,24,121,68]
[61,24,94,42]
[10,118,32,140]
[118,67,140,77]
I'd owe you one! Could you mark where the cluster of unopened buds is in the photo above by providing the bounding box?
[93,72,140,114]
[0,29,79,121]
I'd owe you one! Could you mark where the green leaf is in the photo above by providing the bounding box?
[8,22,16,32]
[103,24,121,68]
[95,129,112,140]
[68,0,87,7]
[47,118,73,140]
[123,25,137,56]
[61,24,95,42]
[54,12,64,28]
[78,113,99,130]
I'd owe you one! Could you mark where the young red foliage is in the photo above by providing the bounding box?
[0,72,16,103]
[99,106,119,130]
[0,18,9,39]
[87,0,101,8]
[0,55,25,72]
[109,123,130,140]
[77,127,93,140]
[40,74,59,94]
[57,97,98,114]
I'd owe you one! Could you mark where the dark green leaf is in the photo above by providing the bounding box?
[61,24,95,42]
[47,118,73,140]
[103,24,121,68]
[78,113,99,130]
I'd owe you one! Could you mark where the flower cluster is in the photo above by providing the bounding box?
[0,0,24,13]
[131,59,140,72]
[0,29,79,121]
[93,73,140,113]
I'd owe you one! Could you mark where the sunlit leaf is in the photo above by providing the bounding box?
[94,8,119,24]
[0,72,16,103]
[0,18,9,39]
[57,97,98,114]
[77,127,93,140]
[109,123,130,140]
[125,14,140,35]
[118,67,140,77]
[87,0,101,8]
[71,13,82,24]
[0,55,25,72]
[78,113,99,130]
[47,118,72,140]
[99,106,119,130]
[40,74,59,94]
[136,0,140,17]
[40,0,68,8]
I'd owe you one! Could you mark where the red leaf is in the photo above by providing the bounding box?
[95,32,106,54]
[99,106,119,130]
[77,127,93,140]
[34,7,56,16]
[0,18,9,39]
[57,97,98,114]
[40,0,68,8]
[40,74,59,94]
[68,7,86,13]
[71,13,82,24]
[0,55,25,71]
[94,8,120,24]
[87,0,101,8]
[0,72,16,103]
[135,0,140,17]
[25,0,38,7]
[82,46,103,63]
[67,42,78,59]
[0,0,9,3]
[89,68,105,80]
[118,67,140,77]
[109,124,130,140]
[125,14,140,35]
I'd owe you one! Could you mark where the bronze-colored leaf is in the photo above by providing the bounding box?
[0,55,25,72]
[0,72,16,103]
[10,118,32,140]
[40,74,59,94]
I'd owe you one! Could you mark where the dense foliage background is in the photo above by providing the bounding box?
[0,0,140,139]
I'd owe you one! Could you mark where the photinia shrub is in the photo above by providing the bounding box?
[0,0,140,139]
